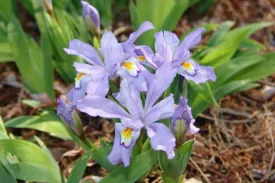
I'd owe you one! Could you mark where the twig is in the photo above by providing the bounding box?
[190,158,211,183]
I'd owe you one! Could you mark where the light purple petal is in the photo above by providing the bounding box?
[100,32,128,72]
[125,21,154,45]
[118,80,143,119]
[171,97,199,135]
[179,28,205,50]
[154,31,173,65]
[67,77,87,105]
[73,62,105,81]
[136,45,158,69]
[145,63,177,110]
[57,98,74,128]
[144,94,174,125]
[64,39,103,66]
[77,95,131,119]
[108,123,123,165]
[147,123,176,159]
[81,1,100,29]
[108,123,141,167]
[177,59,216,84]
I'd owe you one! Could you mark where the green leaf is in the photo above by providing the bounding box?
[0,0,14,23]
[92,140,117,171]
[100,149,158,183]
[41,32,55,99]
[21,99,41,108]
[5,111,71,140]
[207,21,234,47]
[67,150,94,183]
[159,140,194,180]
[0,153,17,183]
[10,162,60,182]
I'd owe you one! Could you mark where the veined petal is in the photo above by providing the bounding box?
[77,95,131,119]
[144,94,174,125]
[118,80,143,119]
[73,62,106,81]
[154,31,173,64]
[64,39,103,66]
[108,123,141,167]
[177,59,216,84]
[147,123,176,159]
[101,31,119,48]
[179,28,205,50]
[124,21,154,45]
[85,74,109,97]
[145,63,177,110]
[100,36,128,73]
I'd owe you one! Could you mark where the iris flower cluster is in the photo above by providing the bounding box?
[57,1,216,167]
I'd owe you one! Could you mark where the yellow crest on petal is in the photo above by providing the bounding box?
[121,61,140,77]
[181,61,196,75]
[75,72,86,89]
[137,56,145,62]
[121,127,133,138]
[121,127,134,147]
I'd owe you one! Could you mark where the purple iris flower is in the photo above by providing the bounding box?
[171,97,199,137]
[64,21,154,102]
[81,1,100,35]
[76,64,176,167]
[138,28,216,84]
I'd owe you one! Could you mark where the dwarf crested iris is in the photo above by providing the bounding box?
[138,28,216,84]
[76,64,176,167]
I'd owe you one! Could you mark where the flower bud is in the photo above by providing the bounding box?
[171,97,199,145]
[57,97,84,137]
[81,1,100,36]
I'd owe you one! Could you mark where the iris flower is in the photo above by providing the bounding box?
[64,21,154,103]
[139,28,216,84]
[81,1,100,35]
[76,64,176,167]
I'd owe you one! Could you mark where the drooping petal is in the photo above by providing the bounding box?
[124,21,154,45]
[73,62,106,81]
[67,76,88,105]
[64,39,103,66]
[177,59,216,84]
[108,123,123,165]
[147,123,176,159]
[108,123,141,167]
[144,94,174,125]
[145,63,177,110]
[85,73,109,97]
[81,1,100,34]
[171,97,199,135]
[77,95,131,119]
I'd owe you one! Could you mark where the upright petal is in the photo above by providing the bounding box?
[177,59,216,84]
[135,45,158,69]
[100,32,128,73]
[144,94,174,125]
[118,80,143,119]
[77,95,131,119]
[179,28,205,50]
[64,39,103,66]
[147,123,176,159]
[124,21,154,45]
[145,63,177,110]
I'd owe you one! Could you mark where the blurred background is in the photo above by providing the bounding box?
[0,0,274,182]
